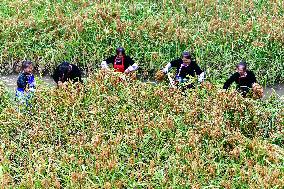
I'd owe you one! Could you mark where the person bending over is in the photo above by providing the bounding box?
[223,61,263,98]
[101,47,139,74]
[52,61,82,86]
[155,51,205,90]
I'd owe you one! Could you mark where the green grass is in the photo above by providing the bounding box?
[0,0,284,85]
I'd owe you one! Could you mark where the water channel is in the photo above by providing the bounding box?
[1,74,283,99]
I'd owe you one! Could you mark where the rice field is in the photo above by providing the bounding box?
[0,0,283,85]
[0,0,283,188]
[0,71,283,188]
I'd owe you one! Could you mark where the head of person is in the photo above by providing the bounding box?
[116,47,126,59]
[22,60,33,74]
[236,61,247,76]
[58,61,72,82]
[181,51,192,65]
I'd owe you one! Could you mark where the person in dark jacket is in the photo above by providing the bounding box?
[223,61,257,97]
[101,47,139,74]
[16,60,36,105]
[156,51,205,89]
[52,61,82,86]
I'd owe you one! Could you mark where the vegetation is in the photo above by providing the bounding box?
[0,0,284,85]
[0,0,283,188]
[0,71,283,188]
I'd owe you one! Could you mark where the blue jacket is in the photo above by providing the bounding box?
[16,72,36,92]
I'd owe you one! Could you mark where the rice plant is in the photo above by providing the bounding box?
[0,0,283,85]
[0,71,283,188]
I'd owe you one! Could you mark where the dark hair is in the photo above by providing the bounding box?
[22,60,33,69]
[116,47,125,55]
[237,61,247,70]
[182,51,191,59]
[58,61,71,79]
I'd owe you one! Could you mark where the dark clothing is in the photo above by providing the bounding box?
[168,58,203,92]
[17,72,36,91]
[52,64,82,84]
[170,58,203,79]
[16,72,36,106]
[223,70,256,90]
[223,70,257,97]
[104,55,135,72]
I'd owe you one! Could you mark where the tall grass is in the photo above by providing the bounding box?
[0,0,283,85]
[0,71,283,188]
[0,0,283,187]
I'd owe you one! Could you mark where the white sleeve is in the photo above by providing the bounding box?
[162,63,172,73]
[126,63,139,72]
[29,80,36,92]
[198,72,205,82]
[101,61,109,69]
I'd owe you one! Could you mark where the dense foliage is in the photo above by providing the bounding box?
[1,0,283,187]
[0,0,283,85]
[0,71,283,188]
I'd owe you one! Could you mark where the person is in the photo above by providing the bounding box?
[155,51,205,90]
[223,61,263,98]
[52,61,82,86]
[15,61,36,105]
[101,47,139,74]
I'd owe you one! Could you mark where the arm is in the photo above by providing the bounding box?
[223,73,238,89]
[124,56,138,73]
[27,75,36,91]
[162,63,172,73]
[74,71,83,83]
[71,65,83,83]
[250,71,257,84]
[162,59,180,73]
[17,74,27,89]
[198,72,205,82]
[125,63,139,72]
[52,67,60,84]
[101,56,115,69]
[101,61,108,69]
[193,61,205,82]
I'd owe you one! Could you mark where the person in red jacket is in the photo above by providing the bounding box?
[101,47,139,74]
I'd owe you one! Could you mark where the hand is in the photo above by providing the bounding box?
[155,70,166,82]
[101,68,110,74]
[57,81,67,88]
[58,81,63,87]
[124,69,130,74]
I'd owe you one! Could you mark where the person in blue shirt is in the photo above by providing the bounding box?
[16,61,36,105]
